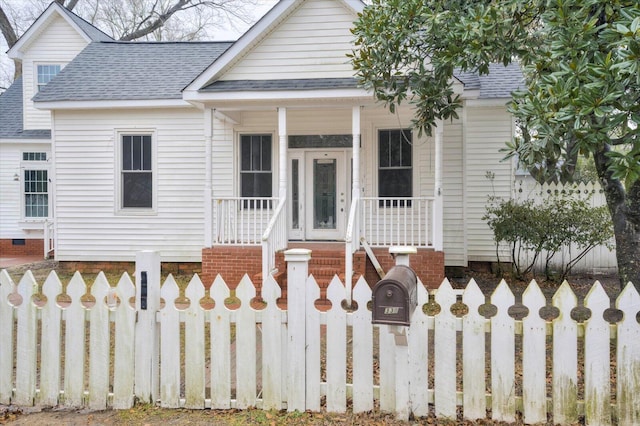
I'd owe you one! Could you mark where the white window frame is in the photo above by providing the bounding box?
[376,128,414,200]
[115,130,157,215]
[20,153,50,222]
[35,63,61,92]
[237,132,275,201]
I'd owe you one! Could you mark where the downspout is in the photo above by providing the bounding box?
[433,119,444,251]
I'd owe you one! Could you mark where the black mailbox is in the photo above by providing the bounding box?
[372,265,418,326]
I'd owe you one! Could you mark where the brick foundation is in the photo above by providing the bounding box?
[58,261,201,277]
[201,246,264,289]
[0,238,44,257]
[364,248,445,290]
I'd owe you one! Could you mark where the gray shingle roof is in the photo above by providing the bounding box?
[201,78,359,92]
[58,6,113,42]
[455,62,523,99]
[33,41,232,102]
[0,78,50,139]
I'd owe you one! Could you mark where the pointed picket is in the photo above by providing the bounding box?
[88,273,111,410]
[14,271,38,406]
[462,279,486,420]
[64,272,87,407]
[616,283,640,425]
[0,270,16,404]
[235,274,257,409]
[521,280,547,424]
[583,281,611,425]
[260,274,282,410]
[326,276,347,413]
[184,274,206,409]
[408,279,430,417]
[352,277,373,413]
[39,271,63,406]
[490,280,516,422]
[112,273,136,409]
[378,325,396,412]
[305,274,321,411]
[209,275,231,409]
[159,275,181,408]
[552,281,578,424]
[434,278,457,419]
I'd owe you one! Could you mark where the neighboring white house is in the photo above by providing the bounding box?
[0,0,522,287]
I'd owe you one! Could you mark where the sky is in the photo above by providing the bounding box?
[0,0,279,90]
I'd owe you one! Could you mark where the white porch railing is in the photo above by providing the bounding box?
[44,219,55,259]
[359,197,435,248]
[213,197,278,245]
[261,199,288,279]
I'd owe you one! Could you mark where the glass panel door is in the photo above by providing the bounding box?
[313,159,336,229]
[305,151,346,240]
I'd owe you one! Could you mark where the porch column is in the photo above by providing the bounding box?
[352,106,361,198]
[278,107,287,200]
[204,108,213,247]
[433,120,444,251]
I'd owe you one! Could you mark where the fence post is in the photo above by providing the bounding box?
[285,248,311,412]
[389,246,416,420]
[134,251,161,404]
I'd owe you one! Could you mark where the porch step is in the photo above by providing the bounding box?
[253,247,366,306]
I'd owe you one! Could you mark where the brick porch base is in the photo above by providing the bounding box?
[202,245,445,299]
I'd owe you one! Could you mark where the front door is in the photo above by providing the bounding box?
[288,150,349,240]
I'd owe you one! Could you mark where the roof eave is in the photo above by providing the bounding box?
[34,98,192,110]
[183,87,372,103]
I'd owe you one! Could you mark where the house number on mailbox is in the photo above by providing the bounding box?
[384,307,400,314]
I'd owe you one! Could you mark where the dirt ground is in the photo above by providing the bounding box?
[0,261,622,425]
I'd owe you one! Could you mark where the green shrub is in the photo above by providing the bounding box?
[483,192,613,281]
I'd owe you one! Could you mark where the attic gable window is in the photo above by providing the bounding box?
[37,64,60,91]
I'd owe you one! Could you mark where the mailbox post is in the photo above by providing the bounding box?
[372,246,417,420]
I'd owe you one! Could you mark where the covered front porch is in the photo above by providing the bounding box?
[199,106,445,297]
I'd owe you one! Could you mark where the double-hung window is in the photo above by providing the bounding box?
[240,134,272,208]
[121,134,153,209]
[22,152,49,219]
[37,64,61,91]
[378,129,412,206]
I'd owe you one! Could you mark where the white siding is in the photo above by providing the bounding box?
[464,105,514,262]
[0,142,51,240]
[22,16,88,130]
[223,0,356,80]
[360,107,430,200]
[53,108,206,262]
[442,119,466,266]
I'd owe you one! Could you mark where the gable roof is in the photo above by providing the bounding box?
[33,41,232,104]
[0,78,50,139]
[7,2,112,60]
[184,0,365,94]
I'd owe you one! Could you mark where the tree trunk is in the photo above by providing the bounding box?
[594,146,640,290]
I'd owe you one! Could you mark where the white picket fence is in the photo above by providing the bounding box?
[1,250,639,424]
[514,178,618,273]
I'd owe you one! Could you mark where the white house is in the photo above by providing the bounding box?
[0,0,521,290]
